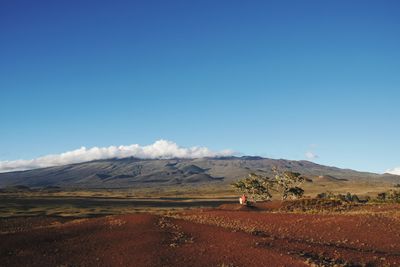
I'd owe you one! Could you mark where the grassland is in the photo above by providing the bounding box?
[0,180,396,218]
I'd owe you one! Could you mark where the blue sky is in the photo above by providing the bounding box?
[0,0,399,173]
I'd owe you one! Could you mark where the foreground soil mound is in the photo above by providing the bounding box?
[1,203,400,266]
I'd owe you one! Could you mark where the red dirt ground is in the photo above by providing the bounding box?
[1,203,400,267]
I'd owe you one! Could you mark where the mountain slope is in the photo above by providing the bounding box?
[0,156,398,189]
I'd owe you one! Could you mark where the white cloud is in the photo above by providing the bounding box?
[0,140,236,173]
[305,151,318,160]
[386,167,400,175]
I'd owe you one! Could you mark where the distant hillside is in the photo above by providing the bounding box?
[0,156,399,189]
[312,175,348,183]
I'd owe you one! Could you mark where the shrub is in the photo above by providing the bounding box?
[375,190,400,203]
[317,191,360,203]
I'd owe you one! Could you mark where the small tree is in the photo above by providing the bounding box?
[232,168,306,201]
[272,167,305,200]
[231,173,273,202]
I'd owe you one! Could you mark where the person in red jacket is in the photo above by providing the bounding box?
[239,194,247,205]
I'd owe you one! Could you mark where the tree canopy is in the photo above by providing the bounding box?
[232,168,306,202]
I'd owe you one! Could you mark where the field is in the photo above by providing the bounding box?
[0,195,237,217]
[0,180,394,217]
[1,194,400,267]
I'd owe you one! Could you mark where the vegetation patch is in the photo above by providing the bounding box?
[280,198,358,213]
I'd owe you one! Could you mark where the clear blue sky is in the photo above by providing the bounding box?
[1,0,399,173]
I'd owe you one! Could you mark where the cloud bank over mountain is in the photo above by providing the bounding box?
[0,140,236,173]
[386,167,400,175]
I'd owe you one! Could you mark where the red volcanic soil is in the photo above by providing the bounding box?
[1,204,400,267]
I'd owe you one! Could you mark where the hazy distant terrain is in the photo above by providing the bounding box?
[0,156,398,189]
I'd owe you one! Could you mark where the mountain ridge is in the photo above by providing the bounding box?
[0,156,398,189]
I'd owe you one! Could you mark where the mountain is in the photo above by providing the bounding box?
[0,156,398,189]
